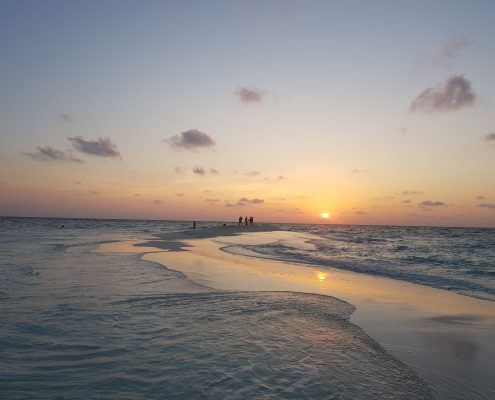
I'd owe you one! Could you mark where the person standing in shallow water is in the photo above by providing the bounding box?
[193,221,196,230]
[238,216,243,226]
[249,216,253,226]
[245,216,248,226]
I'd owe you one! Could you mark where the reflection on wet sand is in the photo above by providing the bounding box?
[420,331,478,361]
[424,314,487,326]
[317,271,327,282]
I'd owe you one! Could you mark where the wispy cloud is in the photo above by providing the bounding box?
[225,198,265,207]
[192,166,219,176]
[234,87,265,104]
[205,198,220,204]
[250,198,264,204]
[88,190,99,195]
[420,200,445,207]
[245,170,261,176]
[410,75,475,113]
[432,35,471,68]
[478,203,495,209]
[403,190,423,195]
[152,199,163,204]
[193,166,205,175]
[482,132,495,142]
[68,136,121,158]
[277,175,287,180]
[165,129,215,151]
[352,169,369,175]
[59,113,74,123]
[237,197,264,206]
[23,146,83,163]
[176,193,184,197]
[374,195,394,202]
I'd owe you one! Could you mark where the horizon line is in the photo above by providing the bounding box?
[1,214,494,230]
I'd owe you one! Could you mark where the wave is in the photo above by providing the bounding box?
[221,241,495,302]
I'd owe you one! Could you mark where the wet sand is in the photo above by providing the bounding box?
[99,230,495,400]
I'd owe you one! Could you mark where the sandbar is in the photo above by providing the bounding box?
[99,229,495,400]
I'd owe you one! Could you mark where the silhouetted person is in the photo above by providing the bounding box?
[245,216,248,226]
[249,216,253,226]
[239,216,243,226]
[193,221,196,230]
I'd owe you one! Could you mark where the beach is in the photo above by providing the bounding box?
[3,2,495,399]
[101,226,495,400]
[2,217,495,399]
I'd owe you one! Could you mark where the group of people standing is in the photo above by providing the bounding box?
[239,216,254,226]
[192,217,255,230]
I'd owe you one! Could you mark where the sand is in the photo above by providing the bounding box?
[99,229,495,400]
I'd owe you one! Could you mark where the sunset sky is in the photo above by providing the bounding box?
[1,0,494,227]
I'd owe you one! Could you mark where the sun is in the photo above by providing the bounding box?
[321,212,329,219]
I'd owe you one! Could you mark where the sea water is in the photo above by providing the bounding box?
[224,224,495,301]
[3,217,493,399]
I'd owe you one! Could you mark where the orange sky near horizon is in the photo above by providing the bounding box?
[1,2,494,227]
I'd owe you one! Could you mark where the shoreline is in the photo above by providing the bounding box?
[98,229,495,400]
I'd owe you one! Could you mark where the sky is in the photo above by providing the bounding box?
[1,0,495,227]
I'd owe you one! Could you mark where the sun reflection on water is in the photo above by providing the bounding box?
[317,272,327,282]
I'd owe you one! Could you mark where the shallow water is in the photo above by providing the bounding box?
[228,224,495,301]
[0,217,434,399]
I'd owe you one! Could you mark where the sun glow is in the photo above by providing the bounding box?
[321,212,329,219]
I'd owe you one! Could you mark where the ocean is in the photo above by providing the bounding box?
[227,223,495,301]
[1,216,494,399]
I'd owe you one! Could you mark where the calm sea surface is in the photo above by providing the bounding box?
[3,216,493,399]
